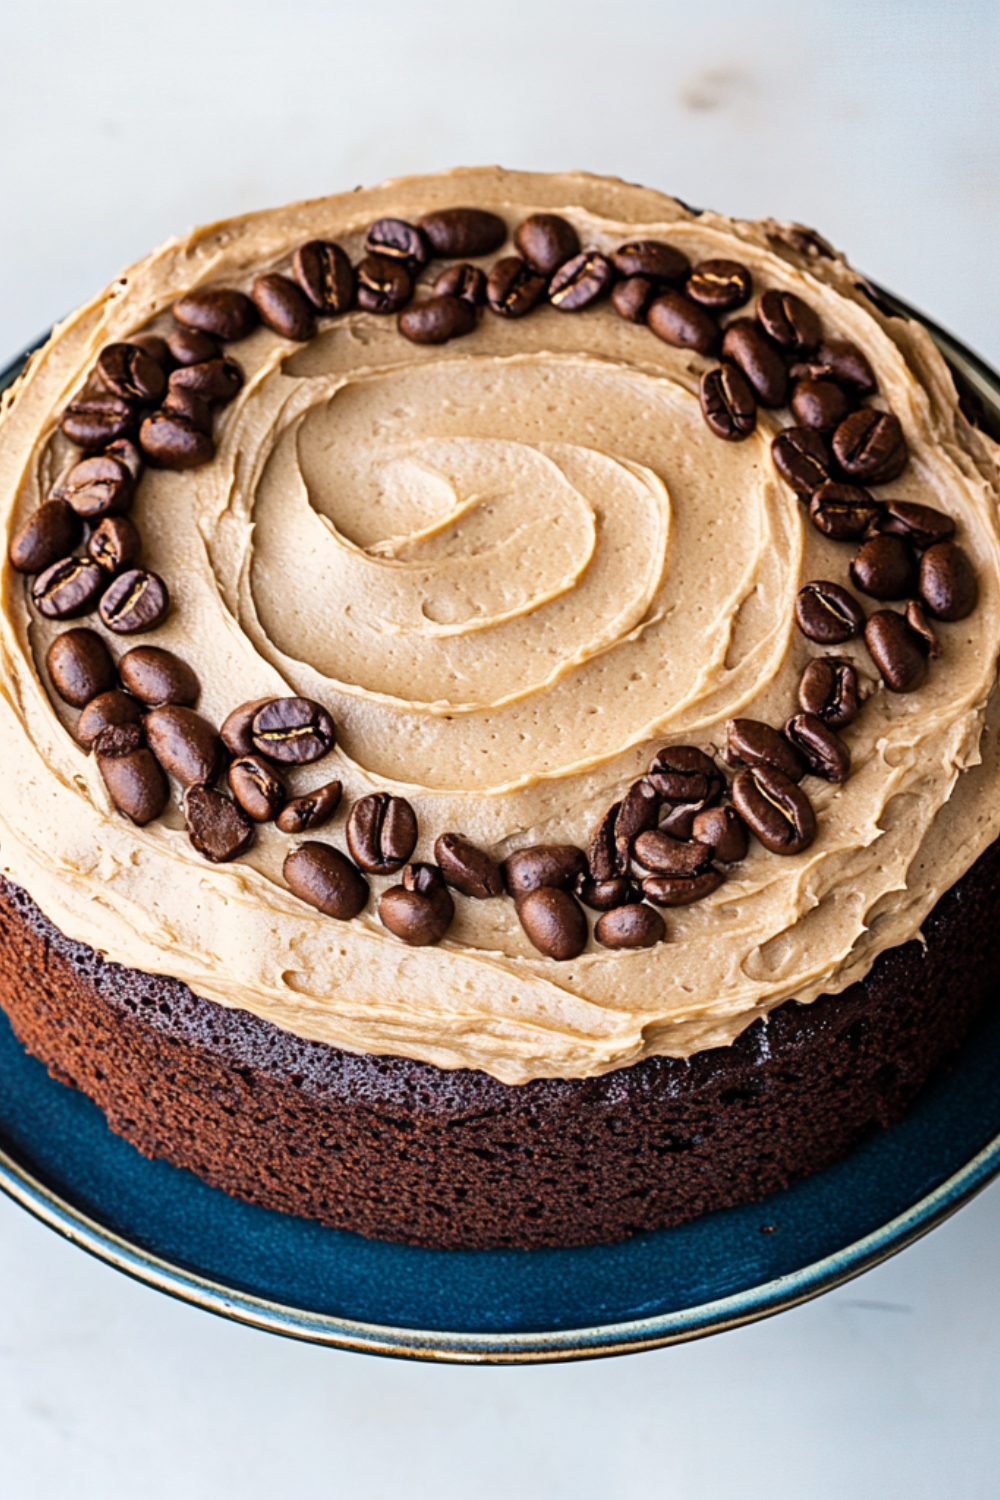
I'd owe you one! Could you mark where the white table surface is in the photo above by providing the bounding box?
[2,2,1000,1494]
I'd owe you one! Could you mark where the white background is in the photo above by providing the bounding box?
[2,2,1000,1495]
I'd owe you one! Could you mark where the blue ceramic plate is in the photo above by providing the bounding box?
[2,295,1000,1364]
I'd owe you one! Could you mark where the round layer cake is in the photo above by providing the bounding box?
[0,168,999,1249]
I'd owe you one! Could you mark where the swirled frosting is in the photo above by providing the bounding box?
[2,167,999,1083]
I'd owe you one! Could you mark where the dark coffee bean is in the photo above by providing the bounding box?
[98,568,169,634]
[783,712,851,783]
[726,718,806,782]
[46,628,116,708]
[417,208,506,258]
[9,500,82,573]
[173,288,259,342]
[757,289,822,353]
[166,328,221,366]
[595,904,666,950]
[221,698,273,757]
[766,223,836,260]
[347,792,418,874]
[251,697,336,764]
[919,541,978,621]
[795,580,866,644]
[379,863,455,947]
[700,364,756,440]
[643,870,725,906]
[485,257,547,318]
[548,251,615,312]
[364,218,429,266]
[865,610,929,692]
[161,385,213,434]
[771,427,832,497]
[52,454,135,518]
[128,334,173,370]
[789,339,877,396]
[645,746,722,806]
[575,876,642,911]
[691,805,749,863]
[88,514,142,575]
[686,259,752,312]
[276,778,343,834]
[850,533,916,600]
[516,886,588,961]
[77,690,144,749]
[95,724,169,826]
[647,291,720,356]
[877,499,955,550]
[514,214,580,276]
[611,276,657,323]
[656,804,701,839]
[587,783,659,881]
[228,754,285,821]
[792,378,850,432]
[145,705,224,788]
[434,832,504,899]
[96,343,166,404]
[433,262,487,305]
[398,295,477,345]
[905,599,939,657]
[102,436,143,481]
[283,842,369,920]
[632,829,713,877]
[798,657,861,728]
[833,409,908,484]
[61,394,137,452]
[731,766,816,856]
[183,785,255,862]
[355,254,413,314]
[119,646,199,707]
[721,320,787,407]
[807,481,880,540]
[611,241,690,283]
[139,412,215,469]
[251,274,317,341]
[292,240,355,315]
[31,556,104,619]
[502,844,587,896]
[168,357,243,405]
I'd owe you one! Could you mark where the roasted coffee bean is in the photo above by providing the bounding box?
[433,262,487,305]
[771,426,832,497]
[919,541,978,621]
[355,253,413,314]
[98,568,169,634]
[691,804,749,863]
[77,690,144,749]
[647,291,720,356]
[792,378,850,433]
[46,628,116,708]
[548,251,615,312]
[379,863,455,946]
[865,610,929,692]
[850,533,916,600]
[632,829,714,877]
[486,256,547,318]
[128,334,172,369]
[95,723,169,826]
[686,259,752,311]
[283,842,369,920]
[31,556,104,619]
[783,712,851,783]
[833,409,908,484]
[434,832,504,899]
[251,697,336,764]
[516,886,588,960]
[228,754,285,821]
[52,454,135,518]
[575,876,642,911]
[807,481,880,540]
[766,223,836,260]
[756,289,822,353]
[502,844,587,896]
[645,745,722,806]
[276,778,343,834]
[798,656,861,728]
[643,870,725,906]
[88,514,142,575]
[251,273,317,341]
[611,240,690,283]
[166,328,221,366]
[161,385,213,435]
[595,904,666,950]
[173,288,259,342]
[731,765,817,856]
[417,207,506,258]
[514,214,580,276]
[877,499,955,550]
[145,705,224,788]
[139,411,215,469]
[293,240,355,315]
[656,803,702,839]
[721,320,787,407]
[347,792,418,875]
[795,580,866,644]
[221,698,272,757]
[587,781,659,881]
[364,217,429,266]
[398,295,477,345]
[905,599,939,657]
[103,436,143,481]
[790,339,877,396]
[611,275,657,323]
[60,394,137,452]
[119,645,199,707]
[96,343,166,404]
[725,718,806,782]
[183,785,255,862]
[168,357,243,405]
[699,364,756,440]
[9,499,82,573]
